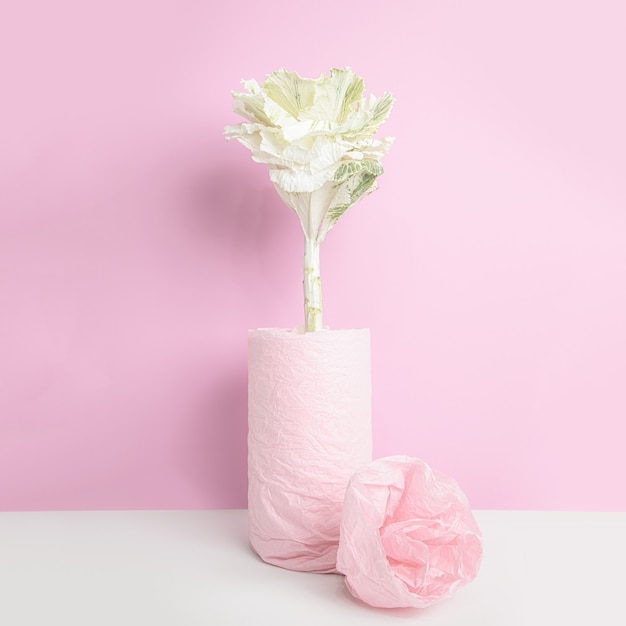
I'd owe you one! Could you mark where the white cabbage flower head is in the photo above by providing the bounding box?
[225,67,394,244]
[225,68,394,331]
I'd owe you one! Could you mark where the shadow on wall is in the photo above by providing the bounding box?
[181,364,249,509]
[166,146,298,508]
[180,151,297,272]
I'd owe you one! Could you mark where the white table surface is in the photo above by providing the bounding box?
[1,509,624,625]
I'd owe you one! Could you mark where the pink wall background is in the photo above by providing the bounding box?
[1,0,625,512]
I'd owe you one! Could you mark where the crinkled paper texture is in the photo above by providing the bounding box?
[337,456,483,608]
[248,328,372,573]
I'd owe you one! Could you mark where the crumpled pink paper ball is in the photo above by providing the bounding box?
[337,455,483,608]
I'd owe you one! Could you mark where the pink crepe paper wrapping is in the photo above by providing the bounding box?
[248,327,372,573]
[337,455,483,608]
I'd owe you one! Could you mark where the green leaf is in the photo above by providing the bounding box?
[371,92,394,127]
[325,161,383,229]
[333,160,383,182]
[347,170,378,209]
[332,69,365,123]
[262,69,316,120]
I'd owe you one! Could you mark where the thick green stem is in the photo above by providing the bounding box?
[303,237,322,332]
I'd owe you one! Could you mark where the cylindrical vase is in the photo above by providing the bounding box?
[248,327,372,573]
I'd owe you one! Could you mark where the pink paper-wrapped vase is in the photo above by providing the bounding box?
[337,455,483,608]
[248,328,372,573]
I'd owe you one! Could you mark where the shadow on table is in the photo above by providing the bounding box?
[334,577,436,620]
